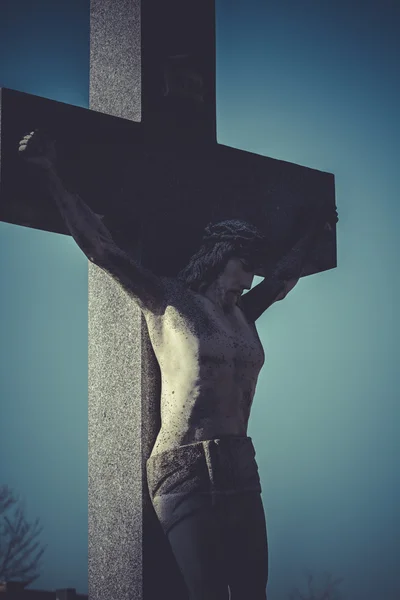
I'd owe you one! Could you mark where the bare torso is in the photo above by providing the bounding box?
[144,280,265,457]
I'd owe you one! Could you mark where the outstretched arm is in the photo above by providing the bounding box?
[18,130,167,315]
[239,276,300,323]
[240,205,338,323]
[46,169,166,315]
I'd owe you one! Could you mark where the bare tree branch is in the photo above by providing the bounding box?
[0,485,47,586]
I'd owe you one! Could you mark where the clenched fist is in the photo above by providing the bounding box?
[18,129,56,171]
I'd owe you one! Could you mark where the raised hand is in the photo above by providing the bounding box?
[322,205,339,231]
[310,202,338,232]
[18,129,56,171]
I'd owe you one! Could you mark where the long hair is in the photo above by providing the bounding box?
[177,219,268,292]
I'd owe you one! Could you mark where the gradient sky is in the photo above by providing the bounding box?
[0,1,399,599]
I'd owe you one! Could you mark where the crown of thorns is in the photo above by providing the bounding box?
[202,219,268,254]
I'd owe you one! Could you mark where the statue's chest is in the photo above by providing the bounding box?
[154,294,265,371]
[200,308,265,371]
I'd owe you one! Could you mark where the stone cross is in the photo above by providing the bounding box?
[0,1,336,599]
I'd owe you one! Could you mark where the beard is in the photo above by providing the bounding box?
[222,291,239,313]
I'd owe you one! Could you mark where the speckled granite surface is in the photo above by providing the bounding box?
[88,265,144,600]
[88,1,145,598]
[89,0,141,122]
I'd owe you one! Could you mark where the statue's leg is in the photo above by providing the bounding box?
[146,437,265,599]
[224,491,268,600]
[165,498,230,600]
[146,442,230,599]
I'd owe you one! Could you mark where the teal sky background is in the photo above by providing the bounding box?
[0,1,399,599]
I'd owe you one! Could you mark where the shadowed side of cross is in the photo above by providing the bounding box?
[0,1,336,599]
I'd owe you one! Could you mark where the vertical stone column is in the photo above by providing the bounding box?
[88,266,156,600]
[88,2,150,598]
[88,3,188,597]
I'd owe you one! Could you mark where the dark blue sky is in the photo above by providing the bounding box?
[1,1,399,599]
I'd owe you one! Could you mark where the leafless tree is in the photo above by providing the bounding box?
[0,484,46,586]
[288,570,344,600]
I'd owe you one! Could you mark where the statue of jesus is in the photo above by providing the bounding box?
[19,130,337,600]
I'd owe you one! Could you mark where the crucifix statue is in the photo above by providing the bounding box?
[0,0,337,599]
